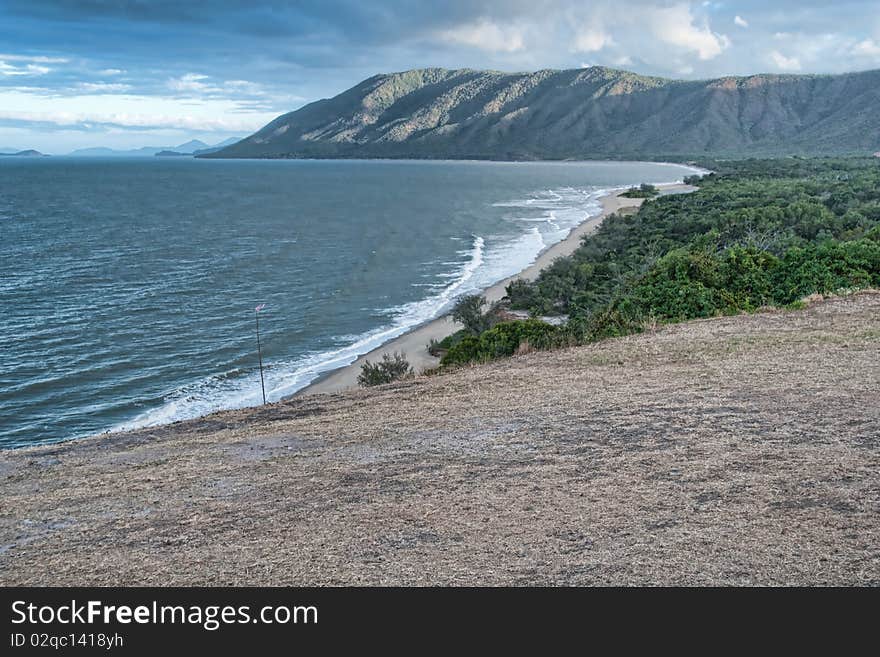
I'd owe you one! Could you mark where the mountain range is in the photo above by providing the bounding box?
[203,66,880,160]
[69,137,242,158]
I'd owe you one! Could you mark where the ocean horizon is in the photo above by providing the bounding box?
[0,158,696,448]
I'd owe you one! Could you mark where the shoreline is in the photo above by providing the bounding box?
[298,181,697,396]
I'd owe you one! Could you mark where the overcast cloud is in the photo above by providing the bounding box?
[2,1,878,152]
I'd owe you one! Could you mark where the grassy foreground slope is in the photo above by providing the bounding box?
[207,67,880,160]
[1,293,878,585]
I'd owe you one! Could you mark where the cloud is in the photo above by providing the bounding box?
[734,15,748,29]
[852,39,880,57]
[437,19,525,53]
[0,109,261,132]
[0,110,274,133]
[0,53,68,63]
[770,50,801,71]
[0,60,51,76]
[75,82,132,92]
[0,92,277,133]
[572,28,612,53]
[99,68,125,76]
[166,73,272,103]
[167,72,213,93]
[649,4,729,60]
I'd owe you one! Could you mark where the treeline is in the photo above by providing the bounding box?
[440,157,880,367]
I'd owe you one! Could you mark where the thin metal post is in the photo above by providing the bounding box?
[255,307,266,405]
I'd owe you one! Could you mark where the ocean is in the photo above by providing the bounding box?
[0,158,695,448]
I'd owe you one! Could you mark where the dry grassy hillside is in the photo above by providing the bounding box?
[1,293,878,585]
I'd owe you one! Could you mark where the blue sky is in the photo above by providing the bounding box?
[2,0,879,153]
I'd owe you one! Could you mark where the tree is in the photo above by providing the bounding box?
[452,294,490,335]
[621,183,659,198]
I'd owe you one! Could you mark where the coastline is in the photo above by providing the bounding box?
[299,181,697,396]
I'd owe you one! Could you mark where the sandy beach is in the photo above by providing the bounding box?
[301,182,696,395]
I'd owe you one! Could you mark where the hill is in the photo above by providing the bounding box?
[154,149,192,157]
[1,293,877,585]
[204,66,880,160]
[0,149,45,157]
[193,137,242,155]
[69,138,237,157]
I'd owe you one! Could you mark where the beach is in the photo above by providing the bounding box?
[301,182,696,395]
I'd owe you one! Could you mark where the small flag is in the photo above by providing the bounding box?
[255,303,266,312]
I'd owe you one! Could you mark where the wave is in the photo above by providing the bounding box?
[114,184,615,433]
[113,236,488,432]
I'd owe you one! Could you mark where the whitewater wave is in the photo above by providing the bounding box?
[113,236,488,432]
[113,184,622,433]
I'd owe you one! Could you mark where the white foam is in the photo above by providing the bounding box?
[113,236,488,432]
[112,182,636,433]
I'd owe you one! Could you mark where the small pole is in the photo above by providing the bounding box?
[255,303,267,405]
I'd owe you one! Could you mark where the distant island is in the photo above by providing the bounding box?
[68,137,242,158]
[0,149,46,157]
[201,66,880,160]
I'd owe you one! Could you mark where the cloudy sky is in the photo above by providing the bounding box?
[2,0,879,153]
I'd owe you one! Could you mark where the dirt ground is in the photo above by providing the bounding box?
[1,292,878,586]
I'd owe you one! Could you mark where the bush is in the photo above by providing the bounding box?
[439,335,482,366]
[441,320,564,366]
[575,239,879,343]
[611,246,781,323]
[569,306,644,343]
[620,183,659,198]
[771,239,880,304]
[357,352,413,387]
[437,329,468,350]
[506,279,540,311]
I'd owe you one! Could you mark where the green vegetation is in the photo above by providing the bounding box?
[452,294,491,335]
[442,319,568,366]
[620,183,659,198]
[441,157,880,367]
[358,352,413,387]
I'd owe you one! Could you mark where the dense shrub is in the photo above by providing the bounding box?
[507,157,880,321]
[441,320,564,366]
[571,239,879,344]
[620,183,659,198]
[358,352,413,387]
[611,247,779,323]
[771,239,880,304]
